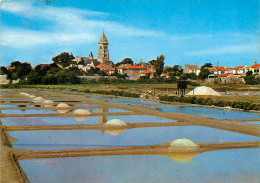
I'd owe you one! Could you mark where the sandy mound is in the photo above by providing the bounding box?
[56,103,70,113]
[106,119,127,126]
[186,86,221,96]
[105,129,126,136]
[73,109,91,115]
[169,138,199,147]
[33,97,45,102]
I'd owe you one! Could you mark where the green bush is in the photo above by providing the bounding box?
[158,95,259,111]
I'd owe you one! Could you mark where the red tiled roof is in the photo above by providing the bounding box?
[104,68,115,71]
[209,67,227,71]
[186,65,200,70]
[234,66,244,70]
[96,64,106,68]
[251,64,260,69]
[143,69,155,74]
[6,67,15,70]
[117,65,146,70]
[220,73,233,77]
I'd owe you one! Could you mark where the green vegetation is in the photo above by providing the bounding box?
[115,58,134,67]
[244,71,260,85]
[159,95,259,111]
[154,55,165,77]
[52,52,75,68]
[83,89,140,98]
[199,63,212,80]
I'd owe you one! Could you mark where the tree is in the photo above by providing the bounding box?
[0,66,8,75]
[52,52,75,68]
[6,61,32,83]
[163,66,173,73]
[172,65,183,76]
[148,59,156,66]
[154,55,165,77]
[115,58,134,66]
[199,63,212,80]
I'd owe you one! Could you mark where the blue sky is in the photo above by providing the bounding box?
[1,0,259,67]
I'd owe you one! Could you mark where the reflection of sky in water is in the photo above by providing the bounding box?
[10,126,260,150]
[19,148,259,183]
[246,121,260,125]
[108,99,163,105]
[1,109,58,114]
[154,106,260,119]
[1,108,130,114]
[2,115,173,126]
[0,105,41,107]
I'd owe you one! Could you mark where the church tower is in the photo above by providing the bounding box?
[97,31,109,64]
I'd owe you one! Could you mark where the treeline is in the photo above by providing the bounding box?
[159,95,260,111]
[1,61,83,85]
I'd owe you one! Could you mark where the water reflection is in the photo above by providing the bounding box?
[19,148,260,183]
[154,106,260,119]
[9,126,260,150]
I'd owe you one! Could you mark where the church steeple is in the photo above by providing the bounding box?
[99,31,108,43]
[97,31,109,64]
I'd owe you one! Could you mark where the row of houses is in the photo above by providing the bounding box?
[184,61,260,79]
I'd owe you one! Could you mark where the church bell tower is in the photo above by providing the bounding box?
[97,31,109,64]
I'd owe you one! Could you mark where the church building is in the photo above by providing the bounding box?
[97,31,110,64]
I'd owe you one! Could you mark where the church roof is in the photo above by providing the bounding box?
[99,31,108,43]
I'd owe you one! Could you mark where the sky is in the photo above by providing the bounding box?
[0,0,259,67]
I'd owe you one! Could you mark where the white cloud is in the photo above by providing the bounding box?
[186,43,259,56]
[0,1,164,48]
[1,28,96,47]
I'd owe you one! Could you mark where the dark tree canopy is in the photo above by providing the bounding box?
[199,63,212,80]
[116,58,134,66]
[154,55,165,77]
[52,52,75,68]
[172,65,183,76]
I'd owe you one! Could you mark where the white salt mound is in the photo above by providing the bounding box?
[186,86,221,96]
[106,119,127,126]
[20,92,26,95]
[56,103,70,113]
[29,95,36,98]
[57,103,70,107]
[43,100,54,107]
[73,109,91,115]
[33,97,45,101]
[169,138,199,147]
[24,93,30,96]
[43,100,54,104]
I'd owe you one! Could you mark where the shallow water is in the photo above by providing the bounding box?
[1,114,174,126]
[1,108,130,114]
[2,109,58,114]
[0,105,41,108]
[108,99,163,105]
[10,126,260,150]
[154,106,260,119]
[19,148,259,183]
